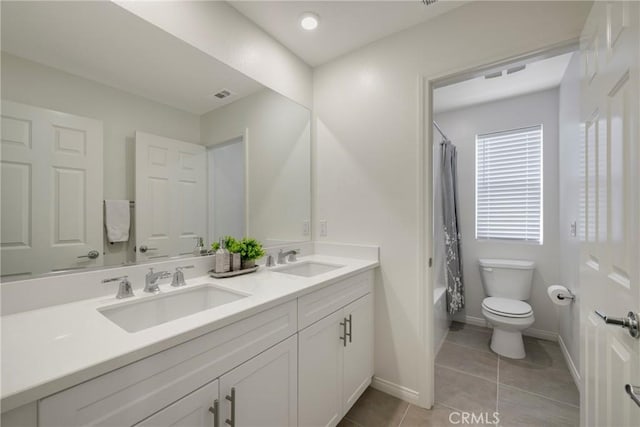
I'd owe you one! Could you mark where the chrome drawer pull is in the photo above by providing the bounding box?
[208,399,219,427]
[345,314,353,343]
[225,387,236,426]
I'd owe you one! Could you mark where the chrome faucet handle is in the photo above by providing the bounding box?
[102,275,134,299]
[265,254,275,267]
[171,265,194,287]
[277,249,287,264]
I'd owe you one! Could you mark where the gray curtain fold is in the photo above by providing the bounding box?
[441,140,464,314]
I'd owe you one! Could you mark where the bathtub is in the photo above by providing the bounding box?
[433,286,452,355]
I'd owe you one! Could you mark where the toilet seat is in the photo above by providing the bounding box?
[482,297,532,318]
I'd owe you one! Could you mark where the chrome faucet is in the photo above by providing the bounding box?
[102,275,134,299]
[171,265,194,287]
[145,268,170,293]
[277,249,300,264]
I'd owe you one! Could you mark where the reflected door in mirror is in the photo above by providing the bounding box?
[1,101,104,279]
[135,132,206,261]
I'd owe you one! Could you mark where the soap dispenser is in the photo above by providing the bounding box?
[193,237,206,256]
[215,238,231,273]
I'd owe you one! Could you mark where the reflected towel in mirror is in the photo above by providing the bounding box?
[104,200,130,243]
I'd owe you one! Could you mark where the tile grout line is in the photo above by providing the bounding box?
[498,383,580,408]
[444,338,495,355]
[442,339,496,355]
[435,363,498,384]
[396,403,410,427]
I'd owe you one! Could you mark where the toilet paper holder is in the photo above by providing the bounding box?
[557,289,575,301]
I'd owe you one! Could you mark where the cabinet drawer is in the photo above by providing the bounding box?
[39,300,297,427]
[298,270,373,329]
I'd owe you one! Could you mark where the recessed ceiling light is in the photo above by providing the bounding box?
[300,12,319,31]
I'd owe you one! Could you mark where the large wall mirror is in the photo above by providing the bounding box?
[0,1,311,281]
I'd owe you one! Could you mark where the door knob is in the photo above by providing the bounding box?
[626,384,640,408]
[595,310,639,338]
[139,245,157,253]
[78,250,100,259]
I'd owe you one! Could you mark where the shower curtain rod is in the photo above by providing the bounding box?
[433,121,449,142]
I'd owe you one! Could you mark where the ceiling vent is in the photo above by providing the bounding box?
[213,89,233,99]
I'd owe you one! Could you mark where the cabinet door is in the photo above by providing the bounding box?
[342,293,374,412]
[299,309,345,427]
[136,380,219,427]
[219,335,297,427]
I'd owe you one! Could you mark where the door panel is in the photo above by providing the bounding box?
[342,293,374,412]
[135,380,219,427]
[135,131,206,261]
[579,2,639,425]
[219,335,297,427]
[299,309,344,427]
[1,101,103,278]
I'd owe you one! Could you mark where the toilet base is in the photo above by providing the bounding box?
[490,328,525,359]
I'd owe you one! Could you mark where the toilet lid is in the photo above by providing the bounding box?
[482,297,532,318]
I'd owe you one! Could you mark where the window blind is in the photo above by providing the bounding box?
[475,125,543,243]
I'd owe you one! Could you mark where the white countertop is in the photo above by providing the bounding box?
[1,254,378,411]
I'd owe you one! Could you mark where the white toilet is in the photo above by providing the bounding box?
[479,258,535,359]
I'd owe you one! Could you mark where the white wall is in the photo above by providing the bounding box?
[115,1,312,109]
[201,89,311,245]
[435,89,561,337]
[313,0,591,403]
[1,53,201,265]
[558,52,581,375]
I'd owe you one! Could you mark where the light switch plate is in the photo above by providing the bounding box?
[302,221,310,236]
[320,220,327,237]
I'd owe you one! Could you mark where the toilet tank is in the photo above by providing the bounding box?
[479,259,535,300]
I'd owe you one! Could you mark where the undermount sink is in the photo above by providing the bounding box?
[273,261,344,278]
[98,284,249,333]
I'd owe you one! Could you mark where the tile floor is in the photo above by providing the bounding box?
[339,322,579,427]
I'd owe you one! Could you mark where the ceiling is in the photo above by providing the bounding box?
[229,0,468,67]
[1,1,264,115]
[434,52,574,113]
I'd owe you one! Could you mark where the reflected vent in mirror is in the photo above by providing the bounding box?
[213,89,233,99]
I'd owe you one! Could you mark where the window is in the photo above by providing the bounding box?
[475,125,543,243]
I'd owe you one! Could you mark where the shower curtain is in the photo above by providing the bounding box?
[441,140,464,314]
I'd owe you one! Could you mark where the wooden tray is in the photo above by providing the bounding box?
[208,266,259,278]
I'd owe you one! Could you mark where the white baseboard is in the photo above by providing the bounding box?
[558,334,581,392]
[370,376,420,406]
[463,315,558,341]
[463,315,488,328]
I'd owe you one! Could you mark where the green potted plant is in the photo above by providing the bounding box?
[239,237,266,269]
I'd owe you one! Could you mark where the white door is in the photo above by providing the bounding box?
[135,131,206,261]
[579,1,640,425]
[207,138,246,243]
[219,335,297,427]
[135,380,219,427]
[342,294,374,412]
[1,100,103,279]
[299,309,344,427]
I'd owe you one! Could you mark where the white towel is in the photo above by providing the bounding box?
[104,200,130,243]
